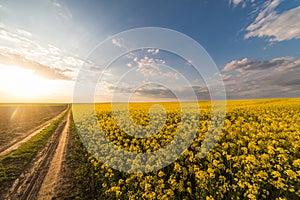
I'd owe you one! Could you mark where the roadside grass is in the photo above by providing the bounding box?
[54,113,103,199]
[0,110,67,194]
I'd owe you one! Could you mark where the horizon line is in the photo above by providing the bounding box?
[0,97,299,104]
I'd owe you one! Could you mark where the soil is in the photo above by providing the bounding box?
[0,107,67,157]
[0,106,66,156]
[4,110,71,200]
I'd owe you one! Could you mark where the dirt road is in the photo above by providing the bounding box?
[5,110,71,200]
[0,107,68,157]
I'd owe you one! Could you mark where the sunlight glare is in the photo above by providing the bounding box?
[0,64,55,99]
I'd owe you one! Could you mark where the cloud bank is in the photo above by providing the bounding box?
[222,56,300,99]
[245,0,300,42]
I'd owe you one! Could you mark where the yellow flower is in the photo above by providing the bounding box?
[118,179,124,185]
[284,169,297,179]
[158,171,165,178]
[292,159,300,168]
[247,193,256,200]
[174,162,181,172]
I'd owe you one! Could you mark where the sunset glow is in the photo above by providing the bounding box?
[0,64,55,99]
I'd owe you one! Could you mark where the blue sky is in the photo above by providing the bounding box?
[0,0,300,102]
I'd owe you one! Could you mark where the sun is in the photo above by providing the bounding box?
[0,64,54,99]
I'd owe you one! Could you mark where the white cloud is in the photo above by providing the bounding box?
[136,63,161,77]
[245,1,300,42]
[52,0,73,20]
[134,55,170,77]
[0,24,92,81]
[228,0,247,7]
[137,55,165,66]
[0,51,70,80]
[111,38,124,48]
[126,53,182,82]
[47,44,62,55]
[147,48,159,54]
[52,1,61,8]
[0,27,36,51]
[0,30,22,43]
[161,71,179,80]
[62,56,84,67]
[16,29,32,38]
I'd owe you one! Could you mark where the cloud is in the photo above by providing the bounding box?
[136,63,161,77]
[147,48,159,54]
[16,29,32,38]
[222,56,300,98]
[62,56,84,67]
[264,71,300,87]
[0,25,45,55]
[51,0,72,20]
[0,51,70,80]
[0,27,24,43]
[134,56,180,80]
[47,44,62,55]
[111,38,124,48]
[245,1,300,42]
[108,84,210,100]
[191,86,210,100]
[137,55,165,66]
[223,57,295,72]
[228,0,247,8]
[52,0,61,8]
[0,23,91,80]
[127,84,174,99]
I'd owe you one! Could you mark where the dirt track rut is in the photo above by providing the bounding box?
[5,110,71,200]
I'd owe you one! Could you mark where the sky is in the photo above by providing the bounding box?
[0,0,300,102]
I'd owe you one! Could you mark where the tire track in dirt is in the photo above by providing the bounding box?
[37,111,70,199]
[0,107,68,157]
[5,109,71,200]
